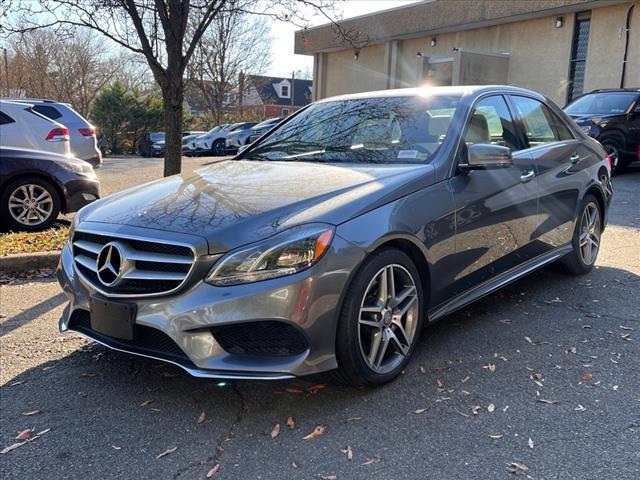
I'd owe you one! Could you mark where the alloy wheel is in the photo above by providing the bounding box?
[579,202,601,266]
[358,264,419,374]
[8,184,54,226]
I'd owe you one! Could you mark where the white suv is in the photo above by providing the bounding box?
[11,99,102,167]
[0,100,71,156]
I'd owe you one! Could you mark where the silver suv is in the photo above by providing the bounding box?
[11,99,102,167]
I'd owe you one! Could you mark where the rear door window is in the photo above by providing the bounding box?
[510,96,573,148]
[0,112,15,125]
[32,105,63,120]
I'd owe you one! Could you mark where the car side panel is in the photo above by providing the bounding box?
[336,179,457,308]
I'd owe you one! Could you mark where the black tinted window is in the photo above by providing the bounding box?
[0,112,14,125]
[511,96,572,147]
[247,94,462,164]
[32,105,62,120]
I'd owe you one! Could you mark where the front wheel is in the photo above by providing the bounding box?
[212,139,226,156]
[0,178,61,232]
[560,194,602,275]
[336,248,424,387]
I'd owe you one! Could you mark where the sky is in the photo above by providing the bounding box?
[267,0,419,78]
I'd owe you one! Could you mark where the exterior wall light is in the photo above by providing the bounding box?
[431,37,437,47]
[416,51,424,58]
[556,17,564,28]
[354,50,360,60]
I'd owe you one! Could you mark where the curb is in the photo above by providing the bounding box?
[0,251,61,273]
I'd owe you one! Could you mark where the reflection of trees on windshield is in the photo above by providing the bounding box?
[247,95,461,164]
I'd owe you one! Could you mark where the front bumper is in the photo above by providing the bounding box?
[57,230,365,379]
[63,178,100,213]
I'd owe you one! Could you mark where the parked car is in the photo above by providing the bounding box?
[57,86,612,387]
[182,132,206,156]
[0,100,71,157]
[183,130,206,137]
[565,88,640,174]
[10,99,102,167]
[137,132,165,157]
[0,147,100,231]
[224,122,259,153]
[195,123,256,156]
[248,117,283,144]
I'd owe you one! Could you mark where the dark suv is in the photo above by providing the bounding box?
[564,88,640,174]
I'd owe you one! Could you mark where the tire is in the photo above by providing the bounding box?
[600,135,628,175]
[0,177,61,232]
[335,248,424,387]
[212,139,226,156]
[559,194,602,276]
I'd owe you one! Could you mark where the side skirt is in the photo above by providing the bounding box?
[428,245,573,322]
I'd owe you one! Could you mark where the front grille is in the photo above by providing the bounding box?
[69,309,192,365]
[72,230,195,296]
[211,321,308,357]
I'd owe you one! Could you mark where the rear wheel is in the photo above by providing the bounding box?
[0,178,61,232]
[336,249,424,387]
[560,194,602,275]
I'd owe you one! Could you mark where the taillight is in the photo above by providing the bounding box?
[78,127,96,137]
[605,155,612,168]
[46,127,69,142]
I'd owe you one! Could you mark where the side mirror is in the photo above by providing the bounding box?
[460,144,513,170]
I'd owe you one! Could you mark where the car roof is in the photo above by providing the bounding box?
[587,88,640,93]
[0,99,34,108]
[316,85,544,103]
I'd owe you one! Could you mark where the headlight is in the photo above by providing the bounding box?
[61,160,95,175]
[580,124,593,135]
[205,224,335,286]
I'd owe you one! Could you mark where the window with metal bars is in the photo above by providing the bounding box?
[567,11,591,103]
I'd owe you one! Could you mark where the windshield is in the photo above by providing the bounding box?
[565,93,638,115]
[150,132,165,142]
[246,95,461,164]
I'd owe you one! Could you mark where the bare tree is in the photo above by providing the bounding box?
[187,6,271,124]
[3,0,351,176]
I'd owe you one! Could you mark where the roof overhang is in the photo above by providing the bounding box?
[294,0,632,55]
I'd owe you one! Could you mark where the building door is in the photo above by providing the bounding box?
[567,11,591,103]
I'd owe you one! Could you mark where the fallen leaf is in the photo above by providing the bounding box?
[320,476,336,480]
[472,405,481,415]
[362,457,380,466]
[303,425,325,440]
[22,410,42,416]
[419,366,427,374]
[306,384,326,395]
[291,462,299,469]
[15,430,32,441]
[524,336,533,344]
[197,412,206,424]
[487,403,495,413]
[341,445,353,460]
[414,408,428,414]
[507,462,529,475]
[140,400,153,407]
[566,346,577,354]
[461,376,470,383]
[483,363,496,373]
[285,387,304,394]
[528,438,534,449]
[620,325,633,331]
[537,399,559,405]
[206,464,220,478]
[112,445,121,450]
[574,404,586,412]
[581,373,593,382]
[489,433,503,439]
[286,416,295,429]
[156,447,177,459]
[271,423,281,439]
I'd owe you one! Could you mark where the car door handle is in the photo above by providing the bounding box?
[520,169,535,183]
[570,153,581,164]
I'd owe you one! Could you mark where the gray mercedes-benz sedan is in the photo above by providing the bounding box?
[57,86,612,386]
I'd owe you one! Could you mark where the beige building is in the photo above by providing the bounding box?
[295,0,640,105]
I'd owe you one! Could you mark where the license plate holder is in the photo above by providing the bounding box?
[89,297,136,341]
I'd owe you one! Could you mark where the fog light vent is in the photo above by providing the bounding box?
[211,321,308,357]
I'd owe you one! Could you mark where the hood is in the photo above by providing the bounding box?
[78,160,434,253]
[567,113,621,124]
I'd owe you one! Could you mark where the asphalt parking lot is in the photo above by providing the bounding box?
[1,161,639,479]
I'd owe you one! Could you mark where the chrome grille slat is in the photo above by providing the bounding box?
[72,229,197,297]
[75,254,98,272]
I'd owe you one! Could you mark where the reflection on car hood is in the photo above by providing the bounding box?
[77,160,435,253]
[567,113,620,123]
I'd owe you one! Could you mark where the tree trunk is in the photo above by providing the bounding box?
[162,80,184,177]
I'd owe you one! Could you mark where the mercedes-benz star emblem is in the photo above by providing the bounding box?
[96,242,124,287]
